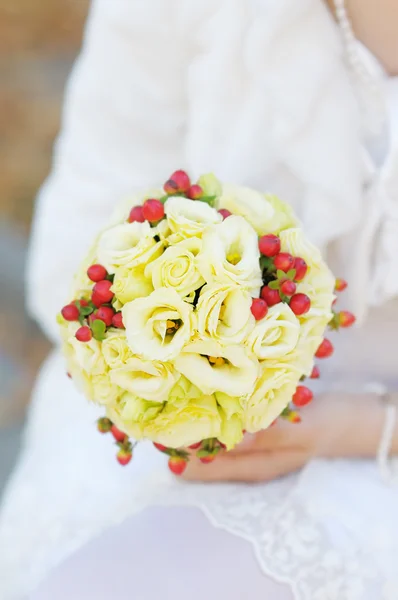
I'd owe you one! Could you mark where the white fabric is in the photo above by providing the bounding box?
[1,0,398,599]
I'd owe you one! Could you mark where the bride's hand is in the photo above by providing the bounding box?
[183,393,390,483]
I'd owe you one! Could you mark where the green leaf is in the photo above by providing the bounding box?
[80,306,94,317]
[159,195,169,204]
[276,269,286,280]
[197,195,216,207]
[268,280,280,290]
[91,319,106,341]
[286,269,296,280]
[260,256,273,271]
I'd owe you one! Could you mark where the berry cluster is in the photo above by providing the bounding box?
[97,418,135,465]
[153,438,225,475]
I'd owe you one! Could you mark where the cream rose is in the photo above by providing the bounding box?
[198,216,263,296]
[97,222,163,274]
[196,283,255,344]
[174,339,259,397]
[122,287,195,361]
[165,196,222,239]
[246,303,300,360]
[112,266,153,304]
[145,237,205,297]
[91,372,122,406]
[263,194,299,233]
[66,323,107,375]
[218,183,275,236]
[110,358,180,402]
[102,332,134,369]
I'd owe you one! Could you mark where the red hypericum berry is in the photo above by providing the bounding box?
[292,385,314,407]
[261,286,282,306]
[189,442,202,450]
[280,280,297,297]
[274,252,295,273]
[97,417,112,434]
[293,257,308,282]
[164,179,179,195]
[258,234,281,258]
[200,454,216,464]
[168,456,187,476]
[112,312,124,329]
[67,372,72,378]
[128,205,145,223]
[289,293,311,316]
[87,264,108,282]
[91,291,103,308]
[111,425,127,443]
[335,278,348,292]
[315,338,334,359]
[338,310,356,328]
[250,298,269,320]
[61,303,80,321]
[75,326,92,342]
[95,306,115,327]
[169,170,191,193]
[218,209,232,220]
[142,199,165,223]
[117,449,132,466]
[93,280,114,304]
[187,184,203,199]
[310,365,320,379]
[289,411,302,424]
[153,442,168,453]
[79,299,89,307]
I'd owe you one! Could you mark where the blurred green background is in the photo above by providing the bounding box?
[0,0,89,495]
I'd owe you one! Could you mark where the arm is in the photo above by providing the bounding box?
[27,0,189,342]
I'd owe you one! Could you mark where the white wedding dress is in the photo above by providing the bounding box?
[1,1,398,599]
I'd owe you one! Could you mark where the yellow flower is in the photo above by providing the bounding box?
[263,194,299,234]
[90,372,122,406]
[165,196,221,239]
[110,357,180,402]
[246,303,300,360]
[196,283,255,344]
[198,216,263,296]
[122,287,195,361]
[215,392,244,450]
[102,331,134,369]
[97,222,163,274]
[174,339,259,397]
[218,183,276,236]
[112,266,153,305]
[145,237,205,298]
[65,323,107,376]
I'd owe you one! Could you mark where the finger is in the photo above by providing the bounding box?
[182,449,310,483]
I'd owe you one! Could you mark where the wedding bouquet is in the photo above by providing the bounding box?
[58,170,355,474]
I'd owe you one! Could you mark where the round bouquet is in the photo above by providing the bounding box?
[58,171,354,474]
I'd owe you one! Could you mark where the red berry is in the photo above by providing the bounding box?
[218,209,232,220]
[142,199,165,223]
[95,306,115,327]
[79,299,89,307]
[189,442,202,450]
[289,293,311,316]
[112,312,125,329]
[315,338,334,359]
[250,298,269,320]
[280,280,297,297]
[200,454,217,464]
[310,365,320,379]
[111,425,127,443]
[128,205,145,223]
[292,385,314,407]
[258,234,281,258]
[163,179,179,195]
[117,449,132,466]
[338,310,356,328]
[169,170,191,193]
[274,252,295,273]
[61,303,80,321]
[153,442,168,453]
[87,264,108,282]
[187,184,203,199]
[289,411,302,424]
[97,417,112,434]
[168,456,187,476]
[335,278,348,292]
[93,280,114,304]
[75,326,92,342]
[293,257,308,282]
[91,291,103,308]
[261,286,281,306]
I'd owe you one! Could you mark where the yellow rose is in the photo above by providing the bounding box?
[198,216,263,296]
[66,323,107,376]
[165,196,222,239]
[102,331,134,369]
[263,194,299,233]
[244,362,300,432]
[97,222,163,274]
[110,357,180,402]
[145,237,205,298]
[246,303,300,360]
[174,339,259,397]
[91,372,122,406]
[107,393,164,439]
[218,183,276,236]
[122,287,195,361]
[196,283,255,344]
[112,266,153,304]
[215,392,244,450]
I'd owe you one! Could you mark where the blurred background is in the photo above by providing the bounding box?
[0,0,89,496]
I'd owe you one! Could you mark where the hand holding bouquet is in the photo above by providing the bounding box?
[58,171,355,474]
